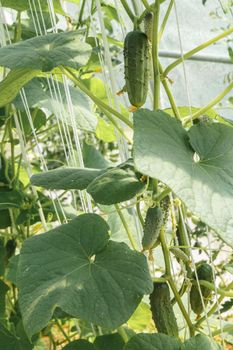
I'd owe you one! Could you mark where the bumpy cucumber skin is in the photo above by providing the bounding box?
[144,12,153,42]
[124,30,149,107]
[150,282,179,338]
[142,206,164,250]
[190,263,214,315]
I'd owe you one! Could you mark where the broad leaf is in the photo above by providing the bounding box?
[1,0,65,14]
[87,167,146,205]
[181,334,223,349]
[31,167,105,190]
[124,333,181,350]
[0,323,33,350]
[94,333,125,350]
[0,190,24,209]
[0,31,91,72]
[127,302,152,332]
[0,280,9,318]
[134,109,233,247]
[17,213,152,337]
[83,142,111,169]
[63,339,95,350]
[96,117,117,142]
[14,79,98,132]
[0,69,40,107]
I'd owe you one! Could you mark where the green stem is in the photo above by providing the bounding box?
[212,324,233,337]
[136,200,144,227]
[61,66,133,129]
[195,281,233,328]
[197,280,233,297]
[120,0,135,22]
[141,0,151,11]
[152,1,160,110]
[154,187,171,202]
[118,326,129,343]
[14,11,22,43]
[163,27,233,77]
[159,62,181,119]
[55,319,71,343]
[159,226,194,335]
[183,82,233,124]
[76,0,86,29]
[115,204,138,250]
[158,0,174,42]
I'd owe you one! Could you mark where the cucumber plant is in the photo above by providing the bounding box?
[0,1,233,349]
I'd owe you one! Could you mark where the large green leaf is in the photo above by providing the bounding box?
[124,333,181,350]
[0,323,33,350]
[14,79,97,132]
[1,0,65,13]
[83,142,111,169]
[17,213,152,337]
[87,167,146,205]
[134,109,233,247]
[0,31,91,72]
[0,69,40,107]
[31,167,105,190]
[181,334,223,349]
[0,189,24,209]
[63,340,95,350]
[94,333,125,350]
[0,280,9,318]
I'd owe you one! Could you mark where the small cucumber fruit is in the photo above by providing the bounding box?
[142,206,163,250]
[149,281,179,338]
[190,263,214,315]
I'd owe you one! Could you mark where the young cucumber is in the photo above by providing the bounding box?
[190,263,214,315]
[149,281,179,338]
[142,206,164,251]
[124,30,150,108]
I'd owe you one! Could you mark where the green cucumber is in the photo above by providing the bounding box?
[190,263,214,315]
[149,281,179,337]
[144,11,153,42]
[124,30,149,107]
[142,206,163,250]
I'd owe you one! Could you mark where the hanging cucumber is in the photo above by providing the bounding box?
[142,206,164,251]
[190,263,214,315]
[144,11,153,42]
[149,281,179,338]
[123,30,150,108]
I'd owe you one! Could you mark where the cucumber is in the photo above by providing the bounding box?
[149,281,179,338]
[144,11,153,42]
[142,206,163,250]
[190,263,214,315]
[124,30,149,108]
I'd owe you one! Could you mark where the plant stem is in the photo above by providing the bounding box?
[196,280,233,297]
[154,187,171,202]
[195,281,233,328]
[141,0,151,11]
[120,0,135,22]
[136,200,144,228]
[163,27,233,77]
[61,66,133,129]
[115,204,138,250]
[183,82,233,124]
[76,0,86,29]
[158,0,174,42]
[159,62,181,119]
[212,324,233,337]
[118,326,129,343]
[55,319,71,343]
[152,1,160,110]
[159,226,194,336]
